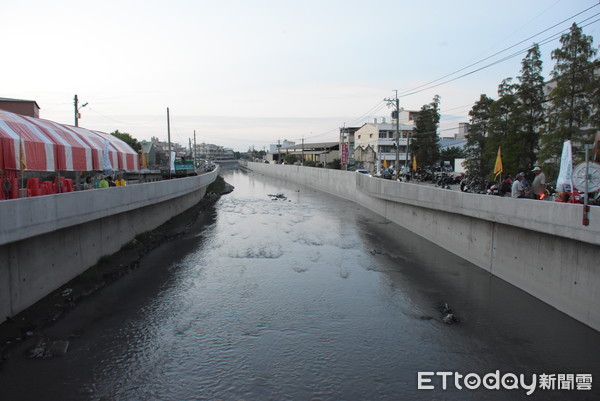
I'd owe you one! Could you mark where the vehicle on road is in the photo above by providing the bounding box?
[355,169,370,175]
[374,170,392,179]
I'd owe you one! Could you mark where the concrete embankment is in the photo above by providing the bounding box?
[0,168,219,321]
[245,161,600,332]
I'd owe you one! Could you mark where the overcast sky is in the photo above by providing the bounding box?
[2,0,599,151]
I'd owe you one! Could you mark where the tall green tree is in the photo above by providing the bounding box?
[516,43,546,172]
[487,78,521,177]
[540,23,597,177]
[283,153,297,164]
[111,130,141,152]
[440,146,465,171]
[590,58,600,130]
[411,95,441,167]
[465,94,494,177]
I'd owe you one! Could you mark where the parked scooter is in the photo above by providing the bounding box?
[486,184,500,196]
[436,172,453,189]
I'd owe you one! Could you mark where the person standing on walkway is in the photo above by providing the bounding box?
[512,173,527,198]
[83,176,94,190]
[98,175,109,188]
[500,174,513,196]
[115,174,127,186]
[531,166,546,199]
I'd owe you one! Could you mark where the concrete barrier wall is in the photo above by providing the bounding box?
[246,162,600,331]
[0,169,218,320]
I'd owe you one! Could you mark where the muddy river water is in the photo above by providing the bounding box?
[1,168,599,400]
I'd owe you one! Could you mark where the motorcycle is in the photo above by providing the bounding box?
[486,184,500,196]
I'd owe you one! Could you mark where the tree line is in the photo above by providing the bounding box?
[411,23,598,180]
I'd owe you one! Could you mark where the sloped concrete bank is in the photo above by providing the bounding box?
[245,161,600,332]
[0,168,219,321]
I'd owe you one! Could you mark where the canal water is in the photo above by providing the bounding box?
[2,168,599,400]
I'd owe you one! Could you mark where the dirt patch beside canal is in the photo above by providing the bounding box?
[0,177,233,365]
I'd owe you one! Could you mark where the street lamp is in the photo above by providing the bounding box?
[74,94,88,127]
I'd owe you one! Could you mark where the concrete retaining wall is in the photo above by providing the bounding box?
[0,169,218,320]
[246,162,600,331]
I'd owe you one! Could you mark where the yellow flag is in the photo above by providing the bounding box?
[412,155,417,171]
[493,146,503,179]
[383,159,388,168]
[141,148,147,169]
[19,137,27,172]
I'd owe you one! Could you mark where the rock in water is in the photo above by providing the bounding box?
[30,338,70,358]
[442,313,459,324]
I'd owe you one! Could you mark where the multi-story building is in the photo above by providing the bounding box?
[268,139,296,163]
[195,143,235,160]
[353,117,415,173]
[269,139,295,155]
[339,126,361,167]
[457,122,469,139]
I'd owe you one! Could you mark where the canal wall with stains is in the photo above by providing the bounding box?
[0,168,219,320]
[245,161,600,332]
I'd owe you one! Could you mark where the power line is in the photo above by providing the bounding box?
[396,4,600,98]
[398,17,599,99]
[298,9,600,146]
[87,107,165,127]
[441,103,475,113]
[479,0,561,55]
[298,100,389,142]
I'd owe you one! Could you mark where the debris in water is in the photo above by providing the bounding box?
[268,193,287,200]
[442,314,460,324]
[440,303,459,324]
[30,338,70,358]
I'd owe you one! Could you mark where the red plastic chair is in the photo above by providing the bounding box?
[26,178,40,197]
[41,181,54,195]
[27,177,40,189]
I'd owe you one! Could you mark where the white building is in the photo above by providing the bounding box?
[457,122,469,139]
[267,139,296,163]
[195,143,234,160]
[354,117,415,173]
[269,139,295,154]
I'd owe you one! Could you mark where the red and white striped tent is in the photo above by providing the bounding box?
[0,110,139,172]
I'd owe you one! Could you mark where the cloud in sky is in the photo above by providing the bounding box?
[2,0,598,151]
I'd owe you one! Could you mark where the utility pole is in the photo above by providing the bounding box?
[405,128,411,176]
[302,136,305,166]
[74,94,88,127]
[277,139,281,164]
[74,94,78,126]
[193,130,197,168]
[167,107,172,179]
[385,91,400,180]
[340,123,346,170]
